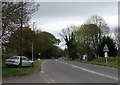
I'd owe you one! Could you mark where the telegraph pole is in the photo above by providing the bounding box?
[32,22,35,61]
[19,1,23,67]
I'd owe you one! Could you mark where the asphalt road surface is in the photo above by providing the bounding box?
[3,59,118,83]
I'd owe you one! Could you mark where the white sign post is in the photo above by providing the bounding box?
[103,44,109,64]
[104,52,108,64]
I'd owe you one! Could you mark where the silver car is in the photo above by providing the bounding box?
[5,56,34,67]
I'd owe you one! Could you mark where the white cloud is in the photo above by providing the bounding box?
[37,19,84,36]
[35,15,118,49]
[31,2,118,49]
[103,15,118,29]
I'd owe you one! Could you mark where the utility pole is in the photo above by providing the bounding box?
[32,22,35,61]
[19,1,23,67]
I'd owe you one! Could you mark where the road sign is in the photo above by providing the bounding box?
[103,44,109,52]
[103,44,109,64]
[104,52,108,58]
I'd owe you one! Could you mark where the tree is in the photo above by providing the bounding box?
[98,36,117,57]
[2,2,39,42]
[118,28,120,56]
[74,24,100,59]
[85,15,109,43]
[5,27,36,58]
[51,46,63,59]
[114,27,120,48]
[60,25,78,60]
[113,27,120,56]
[4,27,61,59]
[36,31,60,59]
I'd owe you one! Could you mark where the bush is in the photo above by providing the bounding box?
[107,57,117,62]
[2,54,11,61]
[87,55,96,61]
[93,57,117,62]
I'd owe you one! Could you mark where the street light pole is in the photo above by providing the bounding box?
[32,22,35,61]
[19,1,23,67]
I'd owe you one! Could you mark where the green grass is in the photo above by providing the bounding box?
[65,57,119,68]
[2,60,42,78]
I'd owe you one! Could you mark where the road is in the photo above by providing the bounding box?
[3,59,118,83]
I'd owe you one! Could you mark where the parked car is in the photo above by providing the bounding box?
[5,56,34,67]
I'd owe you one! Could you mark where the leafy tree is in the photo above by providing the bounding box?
[113,27,119,47]
[85,15,109,43]
[5,27,36,58]
[74,24,100,59]
[4,27,60,59]
[98,36,117,57]
[2,2,39,42]
[36,31,60,59]
[113,27,120,56]
[51,46,63,59]
[60,25,78,60]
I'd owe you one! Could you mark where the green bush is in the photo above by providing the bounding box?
[107,57,117,62]
[93,57,105,62]
[2,54,11,61]
[94,57,117,62]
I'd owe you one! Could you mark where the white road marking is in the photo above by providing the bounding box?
[40,60,56,83]
[58,60,118,81]
[39,72,50,83]
[41,71,56,83]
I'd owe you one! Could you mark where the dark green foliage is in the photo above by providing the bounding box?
[98,36,117,57]
[4,27,61,59]
[60,26,78,60]
[74,24,100,58]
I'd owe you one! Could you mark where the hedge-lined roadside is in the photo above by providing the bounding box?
[65,57,119,68]
[2,60,42,78]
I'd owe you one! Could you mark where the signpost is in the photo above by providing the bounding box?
[103,44,109,64]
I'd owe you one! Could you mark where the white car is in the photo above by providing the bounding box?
[5,56,34,67]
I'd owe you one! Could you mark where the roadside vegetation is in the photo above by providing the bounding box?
[61,15,119,68]
[1,2,62,78]
[1,2,120,78]
[65,56,118,68]
[2,60,42,78]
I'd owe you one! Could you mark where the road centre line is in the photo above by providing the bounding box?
[57,60,118,81]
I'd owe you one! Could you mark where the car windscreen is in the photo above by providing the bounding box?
[9,56,19,60]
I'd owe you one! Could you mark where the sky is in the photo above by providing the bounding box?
[30,2,118,49]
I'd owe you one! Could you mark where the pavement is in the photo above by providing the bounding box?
[2,59,118,83]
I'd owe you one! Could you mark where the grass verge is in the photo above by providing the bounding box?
[2,60,42,78]
[65,57,118,68]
